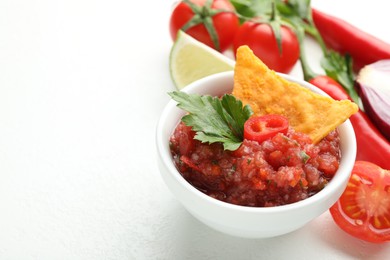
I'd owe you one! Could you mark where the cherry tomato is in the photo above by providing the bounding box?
[169,0,239,52]
[233,21,300,73]
[244,115,289,144]
[329,161,390,243]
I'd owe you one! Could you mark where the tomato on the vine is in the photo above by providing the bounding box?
[329,161,390,243]
[233,21,300,73]
[244,115,289,144]
[169,0,239,52]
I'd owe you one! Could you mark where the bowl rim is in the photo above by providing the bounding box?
[156,71,356,214]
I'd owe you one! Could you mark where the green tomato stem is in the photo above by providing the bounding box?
[295,26,317,81]
[304,11,328,54]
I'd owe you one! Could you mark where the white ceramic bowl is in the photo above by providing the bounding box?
[156,71,356,238]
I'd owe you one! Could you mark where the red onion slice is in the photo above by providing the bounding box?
[355,60,390,141]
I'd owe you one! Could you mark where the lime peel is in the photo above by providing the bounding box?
[169,30,235,90]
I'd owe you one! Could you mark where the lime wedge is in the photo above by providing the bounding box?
[169,30,235,90]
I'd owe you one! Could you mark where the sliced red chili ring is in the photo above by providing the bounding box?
[244,115,289,143]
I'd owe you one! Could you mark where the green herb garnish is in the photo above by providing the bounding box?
[300,151,310,164]
[169,91,253,151]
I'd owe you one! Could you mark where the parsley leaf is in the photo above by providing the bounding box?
[230,0,272,20]
[320,51,359,105]
[169,91,253,151]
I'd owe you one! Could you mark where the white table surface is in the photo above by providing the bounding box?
[0,0,389,259]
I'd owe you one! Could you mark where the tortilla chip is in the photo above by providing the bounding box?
[232,46,358,143]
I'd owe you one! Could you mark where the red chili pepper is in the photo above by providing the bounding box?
[312,8,390,72]
[309,76,390,169]
[244,115,289,144]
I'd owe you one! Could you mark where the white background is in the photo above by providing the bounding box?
[0,0,389,259]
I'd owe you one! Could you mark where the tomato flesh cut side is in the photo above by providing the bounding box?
[329,161,390,243]
[244,115,289,144]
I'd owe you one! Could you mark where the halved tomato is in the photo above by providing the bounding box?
[329,161,390,243]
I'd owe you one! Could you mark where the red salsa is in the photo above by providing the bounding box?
[170,121,341,207]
